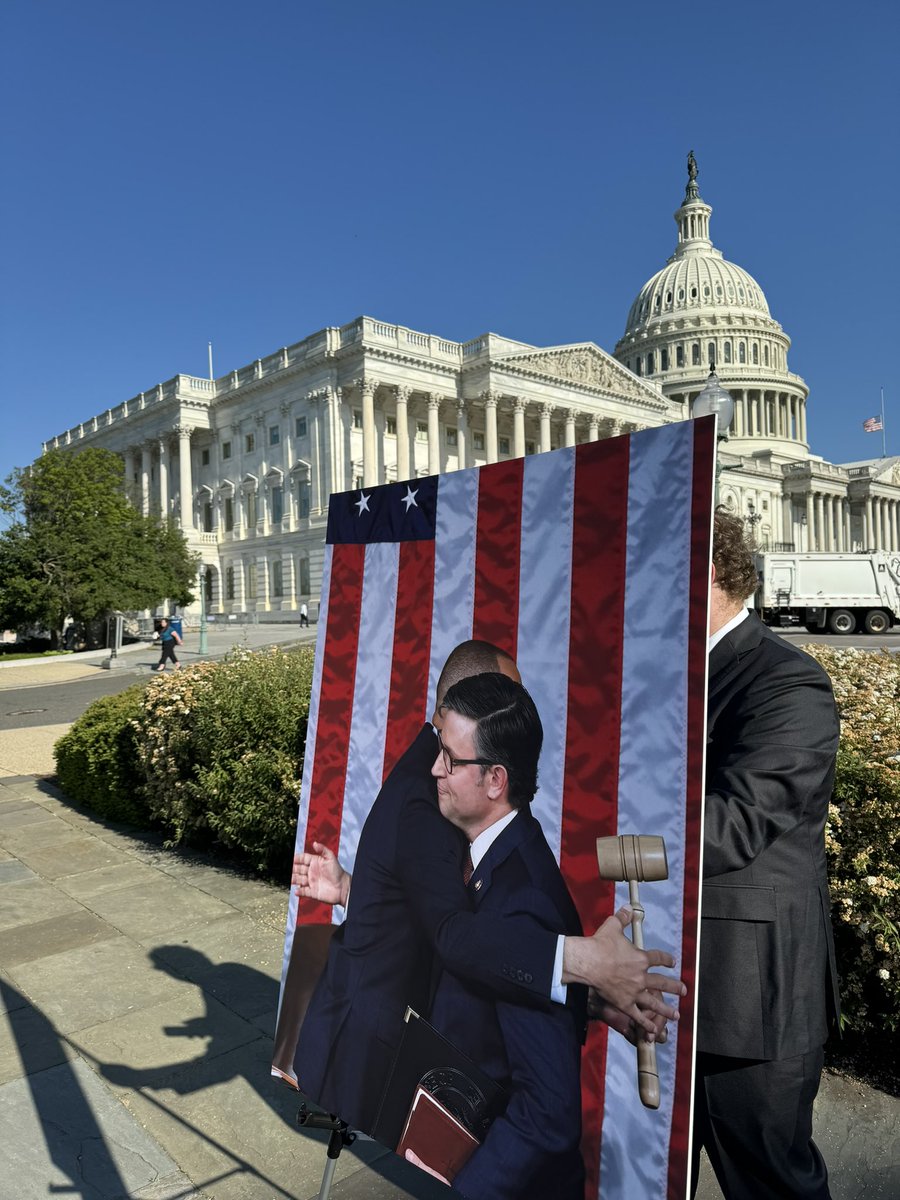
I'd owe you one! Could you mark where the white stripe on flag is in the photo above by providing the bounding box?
[278,543,334,1002]
[600,422,694,1199]
[336,543,400,893]
[427,469,480,709]
[518,448,575,860]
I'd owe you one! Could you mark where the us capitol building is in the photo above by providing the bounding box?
[43,157,900,621]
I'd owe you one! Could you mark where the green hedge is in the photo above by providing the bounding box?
[135,645,313,872]
[54,685,149,825]
[804,646,900,1039]
[54,645,313,873]
[53,641,900,1037]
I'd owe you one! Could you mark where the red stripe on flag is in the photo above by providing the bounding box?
[382,540,436,781]
[667,417,715,1199]
[296,543,366,924]
[472,458,524,659]
[558,435,631,1199]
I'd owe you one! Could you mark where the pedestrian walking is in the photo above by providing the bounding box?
[154,618,183,672]
[300,602,309,628]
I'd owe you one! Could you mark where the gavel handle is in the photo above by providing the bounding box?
[629,880,660,1109]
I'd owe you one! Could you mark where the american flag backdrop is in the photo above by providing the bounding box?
[276,416,716,1200]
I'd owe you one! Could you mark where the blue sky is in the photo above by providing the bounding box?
[2,0,897,490]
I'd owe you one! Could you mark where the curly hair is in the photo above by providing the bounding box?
[713,509,758,602]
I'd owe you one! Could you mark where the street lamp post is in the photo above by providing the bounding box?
[691,363,735,505]
[199,565,208,655]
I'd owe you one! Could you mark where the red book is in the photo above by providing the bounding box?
[397,1085,480,1182]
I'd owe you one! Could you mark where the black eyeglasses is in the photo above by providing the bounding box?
[436,729,494,775]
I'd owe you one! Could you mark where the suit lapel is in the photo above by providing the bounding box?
[468,812,530,906]
[709,611,764,690]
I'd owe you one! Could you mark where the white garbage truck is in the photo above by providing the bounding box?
[754,551,900,634]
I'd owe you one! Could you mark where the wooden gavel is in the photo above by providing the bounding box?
[596,834,669,1109]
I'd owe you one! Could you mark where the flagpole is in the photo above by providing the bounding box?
[881,386,887,458]
[208,341,214,382]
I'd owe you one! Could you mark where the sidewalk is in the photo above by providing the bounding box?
[2,774,898,1199]
[0,773,451,1200]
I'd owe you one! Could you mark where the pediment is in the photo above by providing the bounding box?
[498,343,666,408]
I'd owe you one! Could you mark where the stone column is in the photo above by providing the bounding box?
[178,426,193,530]
[539,403,553,454]
[427,394,441,475]
[833,496,843,552]
[828,496,838,551]
[564,409,576,448]
[140,444,152,516]
[890,500,899,551]
[874,498,884,550]
[360,379,378,487]
[513,398,527,458]
[806,493,814,551]
[284,554,296,610]
[844,500,852,551]
[782,495,793,547]
[157,437,169,517]
[483,392,499,464]
[814,492,825,551]
[456,400,468,470]
[396,386,411,481]
[800,400,807,443]
[864,496,874,548]
[588,417,599,443]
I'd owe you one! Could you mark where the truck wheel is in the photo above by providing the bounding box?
[864,610,890,635]
[828,609,856,635]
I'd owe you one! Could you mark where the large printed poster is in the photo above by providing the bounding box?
[274,417,715,1199]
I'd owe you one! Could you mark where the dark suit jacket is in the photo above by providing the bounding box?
[294,725,560,1133]
[430,810,587,1200]
[699,612,840,1061]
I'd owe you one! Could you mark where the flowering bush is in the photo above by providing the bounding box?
[135,646,313,871]
[802,646,900,1038]
[54,646,313,874]
[55,686,149,825]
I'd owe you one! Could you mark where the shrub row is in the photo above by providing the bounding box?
[803,646,900,1039]
[55,645,314,873]
[55,641,900,1036]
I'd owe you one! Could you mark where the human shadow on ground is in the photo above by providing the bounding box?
[95,945,451,1199]
[0,976,132,1198]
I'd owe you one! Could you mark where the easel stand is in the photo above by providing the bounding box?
[297,1105,356,1200]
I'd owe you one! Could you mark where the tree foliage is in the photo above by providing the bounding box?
[0,448,198,646]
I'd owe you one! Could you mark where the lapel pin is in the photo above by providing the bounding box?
[474,879,483,891]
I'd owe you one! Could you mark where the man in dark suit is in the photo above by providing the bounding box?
[693,512,840,1199]
[294,640,681,1134]
[418,672,586,1200]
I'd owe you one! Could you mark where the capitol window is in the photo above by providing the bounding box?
[646,353,654,375]
[526,440,536,455]
[635,358,642,376]
[222,440,232,460]
[676,345,685,367]
[692,343,701,366]
[269,425,280,446]
[246,562,257,600]
[272,561,283,598]
[678,288,685,300]
[473,431,485,451]
[691,286,698,299]
[739,342,746,364]
[752,343,759,364]
[446,427,457,446]
[224,498,234,531]
[724,341,732,363]
[225,567,234,601]
[386,417,397,436]
[764,345,770,366]
[201,448,210,466]
[245,433,255,453]
[666,291,672,303]
[295,416,308,438]
[352,409,363,430]
[499,437,510,455]
[416,421,428,442]
[661,348,669,371]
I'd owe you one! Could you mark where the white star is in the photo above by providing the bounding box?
[355,491,371,515]
[401,485,419,512]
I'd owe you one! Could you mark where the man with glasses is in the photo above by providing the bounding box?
[409,672,586,1199]
[293,640,683,1135]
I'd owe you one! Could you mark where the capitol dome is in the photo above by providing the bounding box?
[614,154,809,456]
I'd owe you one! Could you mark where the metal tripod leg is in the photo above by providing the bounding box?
[297,1105,356,1200]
